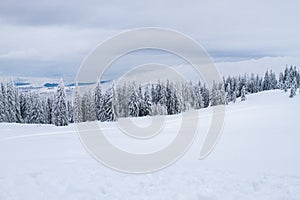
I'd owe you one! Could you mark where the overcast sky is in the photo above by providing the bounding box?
[0,0,299,80]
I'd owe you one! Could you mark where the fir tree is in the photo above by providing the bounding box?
[19,93,30,123]
[0,84,6,122]
[225,83,231,104]
[53,79,68,126]
[143,85,152,116]
[137,85,145,116]
[67,101,74,123]
[6,81,17,122]
[241,86,246,101]
[82,90,96,122]
[46,97,54,124]
[289,77,297,98]
[14,87,22,123]
[94,81,103,121]
[73,84,82,123]
[200,84,210,108]
[232,89,237,103]
[29,93,45,124]
[128,88,139,117]
[102,86,118,121]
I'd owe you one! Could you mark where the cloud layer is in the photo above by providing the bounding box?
[0,0,299,79]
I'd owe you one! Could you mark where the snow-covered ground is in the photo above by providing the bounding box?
[0,90,299,200]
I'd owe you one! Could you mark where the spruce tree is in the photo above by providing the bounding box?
[200,84,210,108]
[53,79,68,126]
[143,85,152,116]
[82,90,96,122]
[29,93,45,124]
[67,100,74,123]
[46,97,54,124]
[6,81,17,122]
[73,84,82,123]
[232,89,237,103]
[289,78,297,98]
[14,88,22,123]
[20,93,30,123]
[102,86,118,121]
[0,84,6,122]
[241,86,246,101]
[128,88,139,117]
[94,81,103,121]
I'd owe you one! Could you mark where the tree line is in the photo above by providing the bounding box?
[0,66,299,126]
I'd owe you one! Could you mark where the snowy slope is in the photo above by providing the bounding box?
[0,90,299,200]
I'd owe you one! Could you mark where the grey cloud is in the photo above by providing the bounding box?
[0,0,300,79]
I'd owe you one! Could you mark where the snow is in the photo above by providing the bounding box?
[0,90,300,200]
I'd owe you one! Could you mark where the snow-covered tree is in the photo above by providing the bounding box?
[82,90,96,122]
[200,84,210,108]
[194,82,204,109]
[14,87,22,123]
[225,82,231,104]
[232,89,237,103]
[143,85,152,116]
[241,86,246,101]
[67,100,74,123]
[289,77,297,98]
[128,87,139,117]
[0,84,6,122]
[45,96,54,124]
[73,84,82,123]
[137,85,145,117]
[53,79,68,126]
[102,86,118,121]
[151,103,167,116]
[94,81,103,121]
[29,93,45,124]
[157,81,167,107]
[210,82,219,106]
[218,83,226,105]
[6,81,17,123]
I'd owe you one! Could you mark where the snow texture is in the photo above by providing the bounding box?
[0,90,299,199]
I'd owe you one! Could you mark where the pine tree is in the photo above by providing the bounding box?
[82,90,96,122]
[67,101,74,123]
[6,80,17,122]
[278,72,284,90]
[211,82,220,106]
[241,86,246,101]
[262,70,270,91]
[118,83,131,118]
[157,81,167,107]
[137,85,145,116]
[0,83,6,122]
[94,81,103,121]
[143,85,152,116]
[128,87,139,117]
[194,82,204,109]
[200,84,210,108]
[73,84,82,123]
[46,97,54,124]
[14,87,22,123]
[225,82,231,104]
[218,83,226,105]
[53,79,68,126]
[29,93,45,124]
[232,89,237,103]
[151,84,157,104]
[151,103,167,116]
[102,86,118,121]
[20,93,30,123]
[289,77,297,98]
